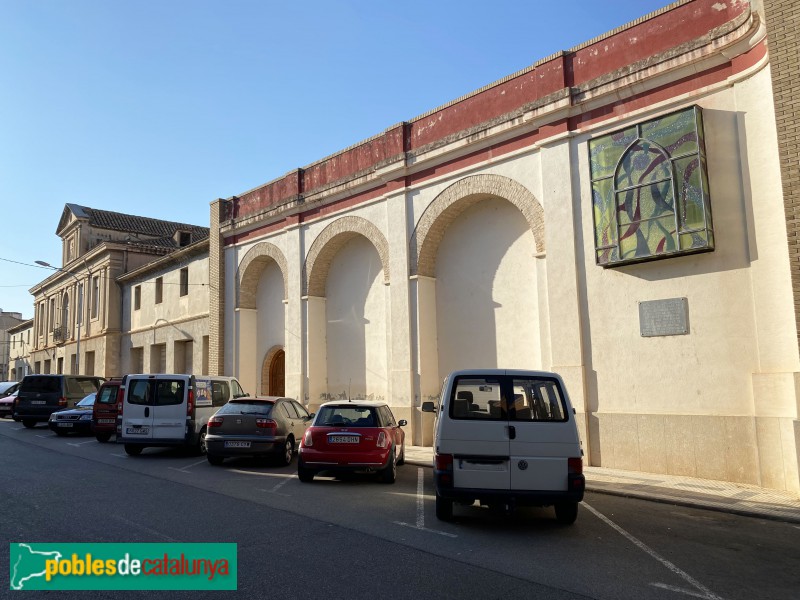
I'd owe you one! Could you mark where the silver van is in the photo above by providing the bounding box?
[116,374,248,456]
[422,369,585,524]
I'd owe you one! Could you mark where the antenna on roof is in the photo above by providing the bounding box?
[348,379,352,403]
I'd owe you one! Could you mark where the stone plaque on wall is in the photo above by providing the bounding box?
[639,298,689,337]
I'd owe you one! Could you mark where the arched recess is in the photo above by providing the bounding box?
[260,345,285,396]
[304,215,390,297]
[236,242,289,309]
[411,174,545,277]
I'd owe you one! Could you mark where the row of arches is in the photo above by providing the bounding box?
[236,175,545,307]
[233,174,548,413]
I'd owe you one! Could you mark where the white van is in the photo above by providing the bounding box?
[422,369,585,524]
[116,374,248,456]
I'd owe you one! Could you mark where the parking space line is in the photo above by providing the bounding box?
[67,440,97,447]
[393,468,458,538]
[583,502,724,600]
[110,515,176,542]
[35,435,52,439]
[111,453,127,458]
[168,458,208,473]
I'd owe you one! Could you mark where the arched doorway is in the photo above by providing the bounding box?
[261,348,285,396]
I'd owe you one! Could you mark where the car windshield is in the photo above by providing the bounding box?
[77,393,96,407]
[217,401,274,416]
[315,406,378,427]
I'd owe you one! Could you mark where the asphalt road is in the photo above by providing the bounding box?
[1,420,798,599]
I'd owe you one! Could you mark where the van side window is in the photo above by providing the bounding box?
[231,380,246,398]
[211,381,229,407]
[450,377,503,420]
[510,378,568,422]
[129,380,151,406]
[156,380,185,406]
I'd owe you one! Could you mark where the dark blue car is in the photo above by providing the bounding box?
[48,393,96,436]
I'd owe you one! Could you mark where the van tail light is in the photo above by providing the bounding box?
[376,431,387,448]
[256,418,277,431]
[116,387,124,415]
[434,452,454,487]
[58,397,67,407]
[187,389,194,416]
[208,416,223,428]
[568,457,585,493]
[302,429,313,447]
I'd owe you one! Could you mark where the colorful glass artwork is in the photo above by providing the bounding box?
[589,106,714,266]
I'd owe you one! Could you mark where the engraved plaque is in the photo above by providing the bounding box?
[639,298,689,337]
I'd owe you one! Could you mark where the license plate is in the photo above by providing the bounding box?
[31,400,46,405]
[224,441,251,448]
[98,419,115,424]
[328,435,359,444]
[126,427,149,435]
[57,422,73,428]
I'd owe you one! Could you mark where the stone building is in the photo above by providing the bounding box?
[0,310,25,380]
[118,239,211,378]
[7,318,33,381]
[29,204,208,378]
[208,0,800,492]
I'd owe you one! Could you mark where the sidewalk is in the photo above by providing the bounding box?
[403,446,800,524]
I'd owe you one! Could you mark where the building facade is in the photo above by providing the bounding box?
[209,0,800,492]
[30,204,208,378]
[118,240,210,378]
[7,319,33,381]
[0,310,25,380]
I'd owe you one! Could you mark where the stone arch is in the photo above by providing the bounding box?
[237,242,289,309]
[410,174,545,277]
[304,215,390,297]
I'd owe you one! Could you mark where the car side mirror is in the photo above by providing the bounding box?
[421,401,436,413]
[307,412,316,419]
[398,419,407,427]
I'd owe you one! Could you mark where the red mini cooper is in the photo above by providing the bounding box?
[297,400,407,484]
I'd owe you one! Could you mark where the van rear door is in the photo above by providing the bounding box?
[446,375,511,491]
[506,373,579,492]
[123,377,154,439]
[151,376,189,441]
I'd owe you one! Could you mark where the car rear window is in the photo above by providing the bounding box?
[315,406,378,427]
[217,401,274,416]
[449,375,569,422]
[97,385,119,404]
[66,378,102,395]
[21,376,61,393]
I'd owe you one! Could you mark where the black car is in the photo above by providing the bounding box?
[14,374,104,428]
[205,397,313,466]
[48,393,96,436]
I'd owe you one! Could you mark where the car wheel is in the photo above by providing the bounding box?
[124,444,143,456]
[54,429,68,436]
[435,493,454,521]
[196,427,208,455]
[554,501,579,525]
[397,442,405,466]
[277,437,294,466]
[207,453,225,466]
[22,419,36,429]
[379,446,397,484]
[297,459,314,483]
[95,433,112,443]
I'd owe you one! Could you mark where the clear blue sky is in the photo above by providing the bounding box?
[0,0,671,318]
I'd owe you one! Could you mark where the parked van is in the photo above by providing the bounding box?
[14,374,105,428]
[116,374,248,456]
[422,369,585,524]
[92,378,123,443]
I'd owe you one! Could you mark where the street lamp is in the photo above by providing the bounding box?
[35,260,85,375]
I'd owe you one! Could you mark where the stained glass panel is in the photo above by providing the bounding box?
[588,105,713,267]
[589,127,637,180]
